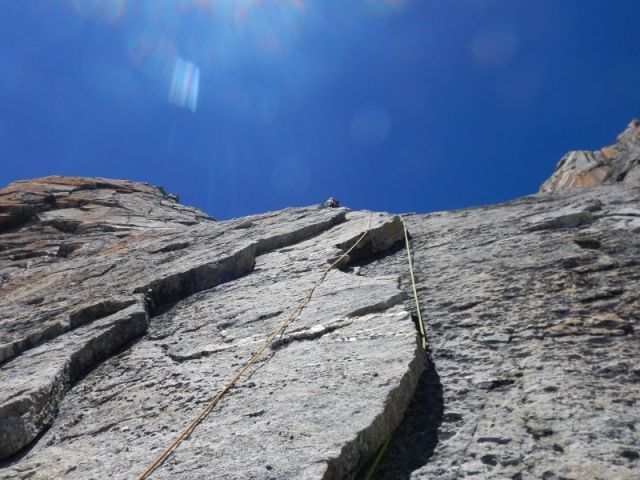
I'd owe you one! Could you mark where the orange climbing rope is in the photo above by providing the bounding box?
[137,214,372,479]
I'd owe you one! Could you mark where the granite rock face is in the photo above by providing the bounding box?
[363,183,639,480]
[1,123,640,480]
[541,119,640,192]
[0,177,421,478]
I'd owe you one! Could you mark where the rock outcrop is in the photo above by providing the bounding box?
[541,119,640,192]
[1,122,639,479]
[365,184,639,479]
[1,177,421,478]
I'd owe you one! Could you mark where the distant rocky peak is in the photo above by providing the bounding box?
[540,119,640,193]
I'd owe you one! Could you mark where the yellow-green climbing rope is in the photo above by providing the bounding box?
[402,217,427,350]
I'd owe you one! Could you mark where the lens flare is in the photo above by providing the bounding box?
[72,0,310,112]
[168,58,200,112]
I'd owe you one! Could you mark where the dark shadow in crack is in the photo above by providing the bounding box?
[0,325,155,470]
[0,426,48,469]
[369,352,444,480]
[339,240,405,273]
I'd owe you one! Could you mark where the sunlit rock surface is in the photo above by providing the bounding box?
[364,184,639,480]
[0,177,421,478]
[1,122,639,479]
[541,119,640,193]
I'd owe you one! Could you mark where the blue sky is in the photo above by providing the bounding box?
[0,1,638,219]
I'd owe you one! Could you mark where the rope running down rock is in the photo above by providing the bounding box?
[138,213,372,479]
[362,216,427,480]
[402,217,427,350]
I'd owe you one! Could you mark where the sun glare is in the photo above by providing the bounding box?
[66,0,406,113]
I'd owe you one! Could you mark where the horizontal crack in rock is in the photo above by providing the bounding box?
[270,319,353,350]
[0,208,358,460]
[0,300,149,460]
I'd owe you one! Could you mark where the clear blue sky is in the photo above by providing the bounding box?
[1,1,638,219]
